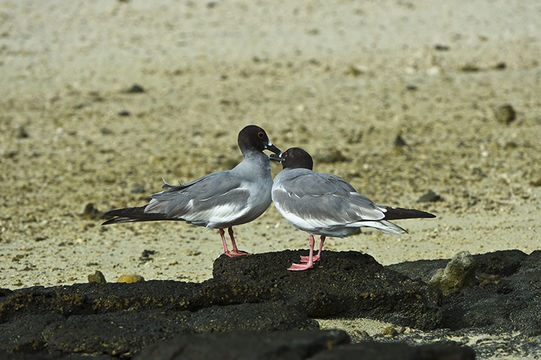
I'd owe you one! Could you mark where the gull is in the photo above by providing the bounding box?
[271,147,435,270]
[103,125,281,257]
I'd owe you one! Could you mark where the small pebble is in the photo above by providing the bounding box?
[461,64,480,72]
[130,184,146,194]
[417,190,443,203]
[530,178,541,187]
[314,148,349,163]
[88,270,107,284]
[429,251,475,295]
[493,62,506,70]
[118,110,131,117]
[394,134,408,148]
[493,104,516,125]
[346,64,365,77]
[434,44,450,51]
[382,325,404,337]
[16,126,29,139]
[80,203,103,220]
[117,274,145,283]
[140,249,156,262]
[124,84,145,94]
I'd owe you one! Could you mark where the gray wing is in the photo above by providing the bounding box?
[272,169,385,229]
[145,171,250,225]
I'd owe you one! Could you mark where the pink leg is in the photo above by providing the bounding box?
[220,227,251,258]
[288,235,316,271]
[300,235,326,263]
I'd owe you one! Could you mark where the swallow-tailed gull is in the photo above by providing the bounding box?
[271,147,435,271]
[103,125,281,257]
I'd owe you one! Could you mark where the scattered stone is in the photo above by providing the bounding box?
[117,274,145,283]
[493,62,506,70]
[461,64,480,72]
[100,127,114,135]
[429,251,476,295]
[313,148,349,163]
[345,129,363,144]
[16,126,29,139]
[140,249,156,262]
[493,104,516,124]
[434,44,450,51]
[417,190,443,203]
[130,184,146,194]
[88,270,107,284]
[124,84,145,94]
[382,324,401,337]
[405,84,418,91]
[503,141,518,150]
[346,64,365,77]
[393,134,408,148]
[79,203,103,220]
[118,110,130,117]
[530,178,541,187]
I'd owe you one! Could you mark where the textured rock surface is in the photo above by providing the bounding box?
[312,341,476,360]
[213,250,442,329]
[2,250,540,358]
[135,329,350,360]
[388,250,541,335]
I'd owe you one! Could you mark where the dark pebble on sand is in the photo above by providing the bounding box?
[417,190,443,203]
[16,126,29,139]
[130,184,146,194]
[314,148,349,163]
[124,84,145,94]
[493,104,516,124]
[434,44,450,51]
[80,203,103,220]
[88,270,107,284]
[394,134,408,147]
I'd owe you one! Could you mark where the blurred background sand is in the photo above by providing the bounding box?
[0,0,540,290]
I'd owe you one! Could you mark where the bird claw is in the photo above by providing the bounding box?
[288,262,314,271]
[224,250,252,258]
[300,255,320,263]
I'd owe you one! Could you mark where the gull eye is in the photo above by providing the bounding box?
[257,131,265,139]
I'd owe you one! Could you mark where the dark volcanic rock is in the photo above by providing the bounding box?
[0,281,316,356]
[213,250,442,329]
[136,329,349,360]
[313,341,475,360]
[40,303,315,356]
[2,249,538,358]
[388,249,541,335]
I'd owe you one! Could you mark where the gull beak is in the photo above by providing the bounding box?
[265,142,282,156]
[269,153,282,162]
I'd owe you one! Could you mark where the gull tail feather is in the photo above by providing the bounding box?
[102,206,169,225]
[382,206,436,220]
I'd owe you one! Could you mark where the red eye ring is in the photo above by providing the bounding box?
[257,131,265,139]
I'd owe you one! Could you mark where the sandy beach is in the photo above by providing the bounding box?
[1,1,540,356]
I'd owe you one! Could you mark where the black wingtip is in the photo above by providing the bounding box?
[101,206,172,225]
[383,207,436,220]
